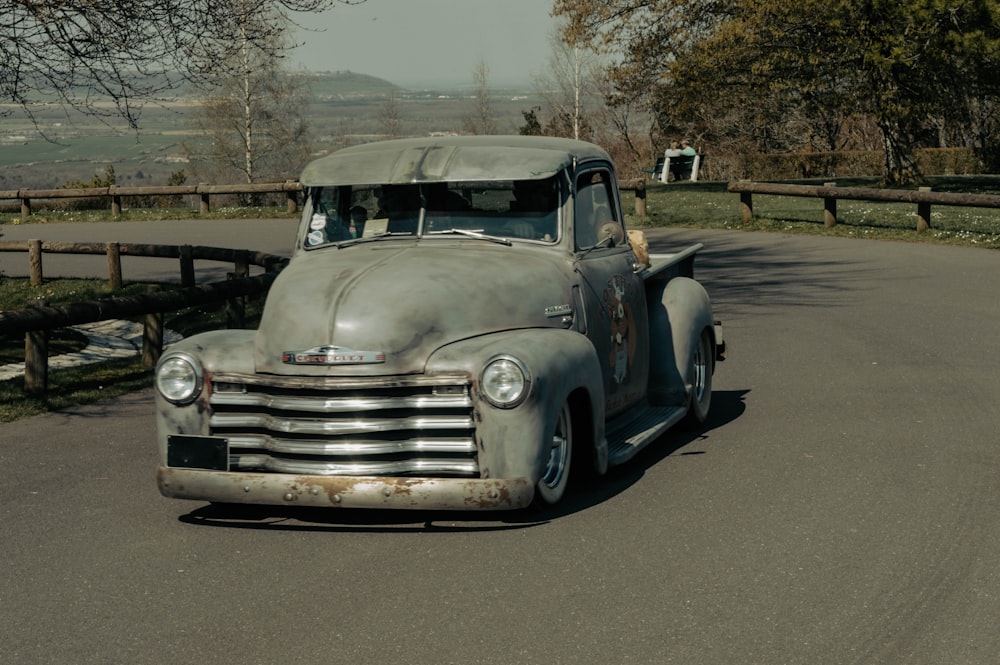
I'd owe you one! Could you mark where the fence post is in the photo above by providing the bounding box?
[634,180,647,217]
[24,301,49,394]
[21,195,31,218]
[226,250,251,328]
[142,286,164,368]
[200,186,211,215]
[823,182,838,228]
[917,187,932,232]
[739,188,753,223]
[107,242,123,291]
[111,192,122,217]
[286,185,298,214]
[226,272,247,329]
[179,245,196,287]
[234,249,250,277]
[28,239,43,286]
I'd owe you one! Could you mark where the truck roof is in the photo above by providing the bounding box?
[299,135,612,186]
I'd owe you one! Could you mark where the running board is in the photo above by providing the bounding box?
[606,405,688,466]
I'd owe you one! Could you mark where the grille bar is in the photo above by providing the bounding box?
[230,455,479,476]
[224,434,477,456]
[210,392,472,413]
[208,374,479,478]
[210,413,473,435]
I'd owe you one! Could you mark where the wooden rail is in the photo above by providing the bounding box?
[0,242,288,394]
[2,180,652,219]
[728,181,1000,232]
[0,240,287,288]
[0,181,303,217]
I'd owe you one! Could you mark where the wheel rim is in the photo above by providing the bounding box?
[540,403,571,496]
[692,332,709,403]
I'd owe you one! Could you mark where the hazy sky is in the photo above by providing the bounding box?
[289,0,558,87]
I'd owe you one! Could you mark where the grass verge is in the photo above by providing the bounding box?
[0,277,265,422]
[620,177,1000,249]
[0,357,153,423]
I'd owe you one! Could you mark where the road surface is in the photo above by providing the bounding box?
[2,220,999,664]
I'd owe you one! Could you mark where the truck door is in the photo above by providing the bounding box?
[573,166,649,417]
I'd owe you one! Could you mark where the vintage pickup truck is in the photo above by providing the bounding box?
[155,136,725,511]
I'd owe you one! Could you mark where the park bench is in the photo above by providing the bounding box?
[644,152,702,183]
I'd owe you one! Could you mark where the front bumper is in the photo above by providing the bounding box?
[157,467,535,511]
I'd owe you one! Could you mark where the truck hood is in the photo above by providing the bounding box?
[254,242,574,375]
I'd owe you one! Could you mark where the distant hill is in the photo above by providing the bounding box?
[297,70,401,99]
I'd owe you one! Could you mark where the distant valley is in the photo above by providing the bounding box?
[1,71,541,190]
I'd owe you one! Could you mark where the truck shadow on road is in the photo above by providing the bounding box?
[178,388,748,532]
[520,388,749,522]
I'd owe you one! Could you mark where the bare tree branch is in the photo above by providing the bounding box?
[2,0,364,130]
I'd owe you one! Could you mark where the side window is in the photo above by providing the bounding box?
[575,170,618,250]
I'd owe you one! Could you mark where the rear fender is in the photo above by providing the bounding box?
[646,277,715,406]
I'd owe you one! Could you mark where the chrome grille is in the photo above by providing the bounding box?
[208,373,478,477]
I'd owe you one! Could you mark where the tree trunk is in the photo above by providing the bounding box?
[879,121,920,187]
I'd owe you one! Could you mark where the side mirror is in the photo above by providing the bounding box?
[597,221,625,247]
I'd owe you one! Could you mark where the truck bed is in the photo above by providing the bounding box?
[644,243,703,283]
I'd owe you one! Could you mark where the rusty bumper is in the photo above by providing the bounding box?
[157,467,535,511]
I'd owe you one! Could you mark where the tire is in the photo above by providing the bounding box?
[535,400,573,505]
[684,328,714,426]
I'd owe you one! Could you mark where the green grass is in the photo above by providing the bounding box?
[0,356,154,422]
[0,277,156,309]
[0,328,88,364]
[621,177,1000,250]
[0,275,266,423]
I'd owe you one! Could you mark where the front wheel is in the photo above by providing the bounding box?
[684,328,714,426]
[535,401,573,505]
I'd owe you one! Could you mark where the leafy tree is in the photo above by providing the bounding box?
[519,107,544,136]
[63,165,116,189]
[554,0,1000,184]
[3,0,361,131]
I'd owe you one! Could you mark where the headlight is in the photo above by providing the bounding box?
[480,355,530,408]
[156,353,203,405]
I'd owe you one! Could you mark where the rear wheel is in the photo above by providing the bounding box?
[684,328,714,426]
[536,400,573,505]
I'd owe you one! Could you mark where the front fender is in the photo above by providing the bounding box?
[425,328,606,483]
[647,277,715,406]
[154,330,258,463]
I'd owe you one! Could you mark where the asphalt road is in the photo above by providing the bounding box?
[2,221,999,665]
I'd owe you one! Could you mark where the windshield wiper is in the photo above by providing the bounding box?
[426,229,512,246]
[333,232,414,247]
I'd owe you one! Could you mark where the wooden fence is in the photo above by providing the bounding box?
[2,179,652,219]
[0,241,288,393]
[728,181,1000,232]
[1,181,303,217]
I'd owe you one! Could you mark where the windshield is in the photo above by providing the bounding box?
[302,177,561,249]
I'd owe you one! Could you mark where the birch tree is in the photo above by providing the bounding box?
[462,60,498,135]
[188,19,313,187]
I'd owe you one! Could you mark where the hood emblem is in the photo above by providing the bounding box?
[282,345,386,365]
[545,304,572,318]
